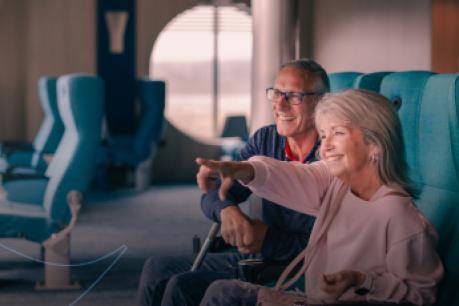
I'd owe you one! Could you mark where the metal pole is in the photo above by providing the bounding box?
[250,0,299,133]
[191,222,220,272]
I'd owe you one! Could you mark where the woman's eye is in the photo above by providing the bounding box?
[334,130,345,135]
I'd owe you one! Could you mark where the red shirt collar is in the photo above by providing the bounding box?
[284,140,300,161]
[284,138,320,162]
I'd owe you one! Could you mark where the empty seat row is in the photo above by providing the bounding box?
[0,76,63,173]
[0,74,104,288]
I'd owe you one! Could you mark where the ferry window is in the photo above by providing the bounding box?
[149,4,252,139]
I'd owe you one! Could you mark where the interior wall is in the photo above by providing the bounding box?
[312,0,431,73]
[0,0,27,139]
[298,0,314,59]
[24,0,96,140]
[432,0,459,73]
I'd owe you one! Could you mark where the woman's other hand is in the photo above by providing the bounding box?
[195,158,255,201]
[318,270,365,300]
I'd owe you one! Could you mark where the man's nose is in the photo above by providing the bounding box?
[275,94,290,108]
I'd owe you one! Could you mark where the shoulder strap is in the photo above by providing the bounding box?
[275,184,348,291]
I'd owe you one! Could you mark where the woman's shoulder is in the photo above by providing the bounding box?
[373,185,412,210]
[374,185,436,244]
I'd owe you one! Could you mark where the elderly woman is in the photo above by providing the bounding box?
[195,89,443,306]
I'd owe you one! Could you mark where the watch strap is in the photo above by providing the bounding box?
[354,273,373,295]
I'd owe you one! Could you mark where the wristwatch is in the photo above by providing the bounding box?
[354,273,373,295]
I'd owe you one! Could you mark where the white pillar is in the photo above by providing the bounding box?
[250,0,299,133]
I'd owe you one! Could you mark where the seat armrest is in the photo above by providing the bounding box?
[2,176,49,205]
[2,171,48,183]
[0,141,33,156]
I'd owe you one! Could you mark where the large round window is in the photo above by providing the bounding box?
[150,4,252,139]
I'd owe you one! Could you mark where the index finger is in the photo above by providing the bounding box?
[218,176,233,201]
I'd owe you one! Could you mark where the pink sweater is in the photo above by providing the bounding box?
[244,157,444,305]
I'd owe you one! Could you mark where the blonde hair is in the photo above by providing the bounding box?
[314,89,415,196]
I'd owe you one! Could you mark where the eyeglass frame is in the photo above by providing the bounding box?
[266,87,323,105]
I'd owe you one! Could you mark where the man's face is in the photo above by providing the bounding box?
[272,67,319,139]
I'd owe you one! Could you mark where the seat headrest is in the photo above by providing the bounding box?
[34,76,64,154]
[328,72,363,92]
[380,71,435,182]
[57,74,104,134]
[354,71,392,92]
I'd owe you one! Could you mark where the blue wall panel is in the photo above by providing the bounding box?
[97,0,136,134]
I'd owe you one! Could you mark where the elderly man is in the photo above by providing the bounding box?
[137,58,330,306]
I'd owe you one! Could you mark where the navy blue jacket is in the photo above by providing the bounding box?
[200,125,317,264]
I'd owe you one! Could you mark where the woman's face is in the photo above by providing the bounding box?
[317,116,377,183]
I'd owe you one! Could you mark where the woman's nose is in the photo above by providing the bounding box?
[322,136,334,150]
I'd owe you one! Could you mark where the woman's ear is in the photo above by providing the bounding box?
[369,145,380,163]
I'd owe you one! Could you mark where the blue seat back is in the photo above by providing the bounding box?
[328,71,390,94]
[414,74,459,306]
[379,71,435,182]
[221,115,249,141]
[44,74,104,223]
[328,72,362,92]
[33,76,64,155]
[133,79,166,163]
[354,71,392,92]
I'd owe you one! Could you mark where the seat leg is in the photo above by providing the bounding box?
[35,234,81,290]
[135,159,152,191]
[35,190,83,290]
[40,245,45,261]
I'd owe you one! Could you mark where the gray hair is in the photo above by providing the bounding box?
[314,89,415,196]
[280,58,330,94]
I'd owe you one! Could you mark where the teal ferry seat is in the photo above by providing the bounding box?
[0,76,64,173]
[97,79,165,190]
[329,71,390,94]
[219,115,249,161]
[0,74,103,243]
[414,74,459,306]
[328,71,363,92]
[354,71,392,92]
[379,71,435,182]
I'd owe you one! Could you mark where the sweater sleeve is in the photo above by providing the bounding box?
[200,130,261,222]
[243,156,332,217]
[365,231,444,305]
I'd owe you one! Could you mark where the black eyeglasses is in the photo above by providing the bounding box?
[266,88,322,105]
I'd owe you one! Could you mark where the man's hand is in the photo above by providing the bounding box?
[220,206,268,253]
[196,158,254,201]
[237,219,268,254]
[318,270,365,300]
